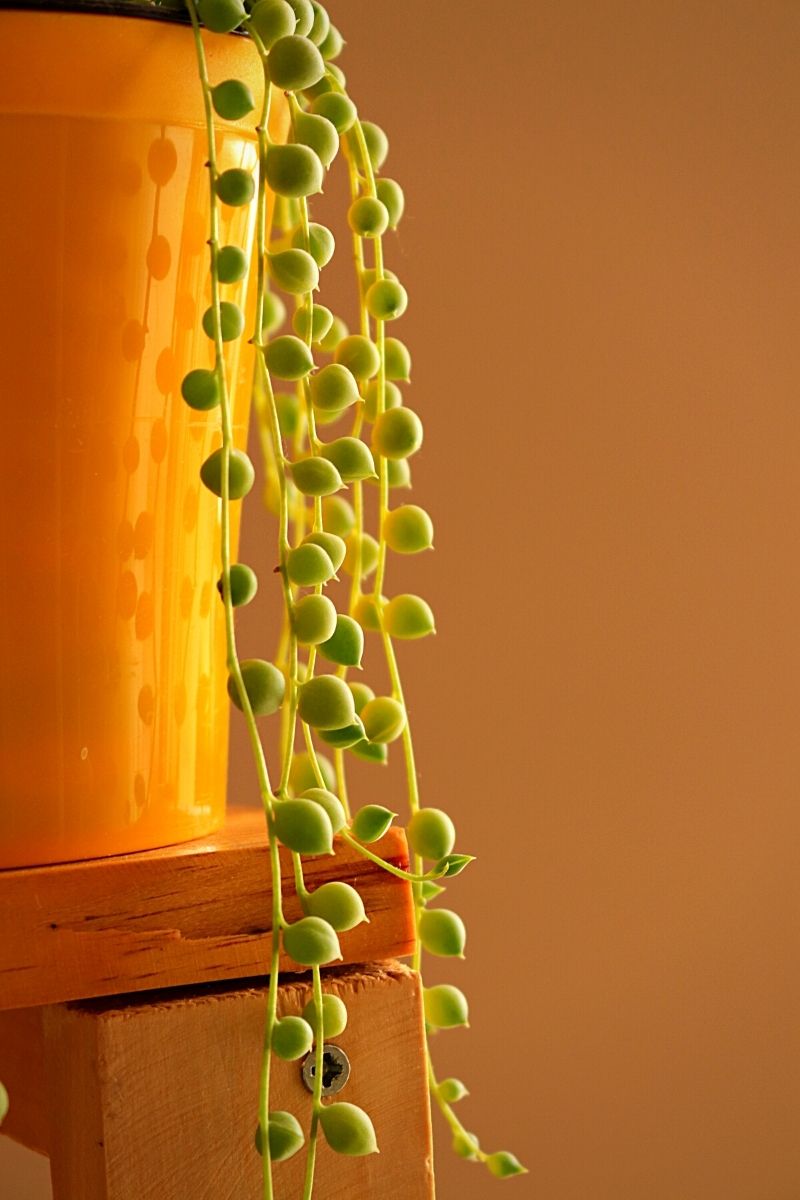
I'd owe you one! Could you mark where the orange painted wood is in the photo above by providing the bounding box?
[0,1007,46,1154]
[0,809,415,1011]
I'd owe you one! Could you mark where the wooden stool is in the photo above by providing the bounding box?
[0,810,434,1198]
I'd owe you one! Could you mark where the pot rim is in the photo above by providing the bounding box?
[0,0,243,29]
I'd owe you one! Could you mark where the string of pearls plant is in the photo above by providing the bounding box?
[184,0,526,1193]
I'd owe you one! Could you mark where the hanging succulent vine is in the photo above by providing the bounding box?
[183,0,527,1192]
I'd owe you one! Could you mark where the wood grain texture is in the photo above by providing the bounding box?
[0,809,415,1011]
[42,961,434,1200]
[0,1006,47,1154]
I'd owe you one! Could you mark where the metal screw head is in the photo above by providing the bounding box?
[301,1043,351,1097]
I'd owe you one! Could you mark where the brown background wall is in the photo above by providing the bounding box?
[5,1,800,1197]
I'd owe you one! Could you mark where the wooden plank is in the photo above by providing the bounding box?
[43,961,434,1200]
[0,1006,47,1154]
[0,810,415,1011]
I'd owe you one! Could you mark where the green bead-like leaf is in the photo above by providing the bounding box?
[298,675,357,730]
[273,798,334,855]
[294,110,340,168]
[424,984,469,1030]
[343,532,379,579]
[349,738,388,764]
[408,808,456,860]
[371,406,423,460]
[418,908,466,958]
[302,991,347,1038]
[217,244,248,283]
[249,0,295,47]
[360,696,406,744]
[384,593,436,639]
[283,916,341,966]
[293,221,335,267]
[227,659,285,716]
[255,1110,305,1161]
[292,593,337,645]
[375,177,405,228]
[300,787,346,834]
[265,334,314,380]
[216,563,258,607]
[202,300,245,343]
[211,78,255,121]
[310,363,360,413]
[289,751,336,795]
[320,1102,378,1157]
[198,0,244,33]
[322,495,355,537]
[318,719,366,749]
[318,614,364,667]
[436,853,475,878]
[383,504,434,554]
[215,167,255,207]
[272,1015,314,1061]
[268,33,325,90]
[438,1077,469,1104]
[452,1130,481,1161]
[181,368,219,412]
[289,456,343,497]
[286,543,336,586]
[384,336,412,381]
[302,881,367,931]
[321,437,376,482]
[304,531,347,573]
[199,448,255,499]
[0,1082,8,1126]
[348,681,375,713]
[351,804,395,843]
[267,247,319,295]
[486,1151,528,1178]
[265,143,324,199]
[310,91,356,133]
[333,333,380,380]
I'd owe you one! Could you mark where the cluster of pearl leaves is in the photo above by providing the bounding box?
[182,0,527,1193]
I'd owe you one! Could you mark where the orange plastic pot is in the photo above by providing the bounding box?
[0,9,286,867]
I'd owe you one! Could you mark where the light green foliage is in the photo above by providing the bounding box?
[352,592,385,632]
[408,807,456,860]
[286,542,336,586]
[318,720,366,749]
[384,593,436,638]
[227,659,285,716]
[343,531,379,578]
[272,1016,314,1061]
[217,563,258,607]
[318,22,344,60]
[308,0,330,45]
[311,91,357,133]
[319,1103,378,1157]
[366,276,408,321]
[294,110,340,168]
[255,1111,305,1161]
[293,301,333,343]
[302,991,347,1038]
[265,143,324,198]
[289,455,343,497]
[268,34,326,91]
[199,448,254,499]
[375,177,405,228]
[249,0,295,47]
[273,797,334,854]
[289,751,336,795]
[267,247,319,294]
[292,593,337,644]
[363,378,402,423]
[438,1078,469,1104]
[300,787,346,833]
[286,0,314,35]
[322,495,356,536]
[261,290,287,334]
[351,804,395,842]
[265,334,314,379]
[293,221,335,267]
[310,363,360,412]
[424,984,469,1030]
[181,368,219,412]
[384,335,412,380]
[211,79,254,121]
[216,244,248,283]
[418,908,467,957]
[453,1130,481,1161]
[333,333,380,379]
[383,504,434,553]
[318,614,364,667]
[198,0,244,33]
[215,167,254,207]
[371,406,423,459]
[348,196,389,237]
[349,738,388,763]
[359,120,389,170]
[487,1152,528,1178]
[361,696,406,743]
[304,530,347,572]
[275,389,300,436]
[302,881,366,931]
[321,437,376,482]
[298,674,357,729]
[202,300,245,343]
[348,681,375,713]
[284,916,341,966]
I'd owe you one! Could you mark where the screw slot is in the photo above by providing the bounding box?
[301,1043,351,1097]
